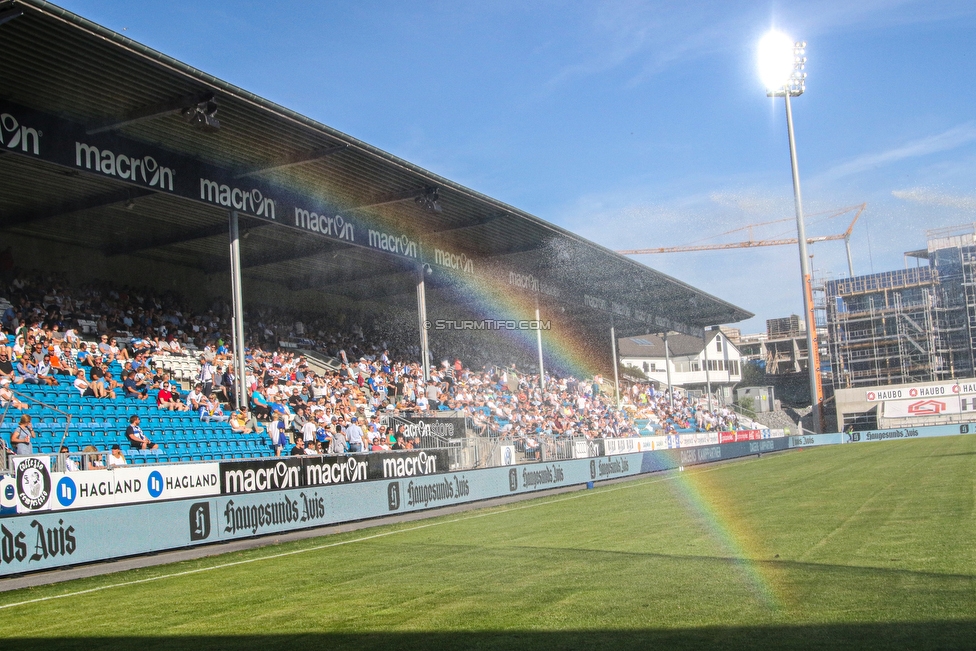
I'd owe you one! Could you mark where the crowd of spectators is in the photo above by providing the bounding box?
[628,384,741,434]
[1,270,751,465]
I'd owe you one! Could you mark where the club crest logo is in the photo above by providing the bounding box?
[17,457,51,510]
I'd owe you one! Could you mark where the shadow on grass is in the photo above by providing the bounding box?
[3,623,975,651]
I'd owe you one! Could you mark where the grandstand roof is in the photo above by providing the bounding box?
[0,0,752,339]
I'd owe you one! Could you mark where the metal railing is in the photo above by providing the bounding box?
[727,400,760,423]
[1,386,75,466]
[0,421,627,478]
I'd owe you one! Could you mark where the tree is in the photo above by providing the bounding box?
[619,362,647,382]
[738,360,766,388]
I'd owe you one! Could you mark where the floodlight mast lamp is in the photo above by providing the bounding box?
[760,31,822,434]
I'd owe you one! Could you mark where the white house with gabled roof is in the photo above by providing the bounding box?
[618,327,743,400]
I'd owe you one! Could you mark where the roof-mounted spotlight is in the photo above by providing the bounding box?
[415,186,442,213]
[182,94,220,132]
[0,7,24,28]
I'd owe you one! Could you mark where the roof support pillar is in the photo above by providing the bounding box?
[703,329,713,413]
[664,332,674,411]
[229,210,247,411]
[610,315,620,409]
[536,295,545,391]
[417,264,431,382]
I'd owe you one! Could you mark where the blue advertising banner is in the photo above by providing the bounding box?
[0,438,790,576]
[844,423,973,443]
[788,433,847,448]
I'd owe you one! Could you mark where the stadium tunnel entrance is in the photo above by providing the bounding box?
[0,0,752,395]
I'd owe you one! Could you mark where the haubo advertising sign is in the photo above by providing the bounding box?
[865,380,976,403]
[882,396,976,418]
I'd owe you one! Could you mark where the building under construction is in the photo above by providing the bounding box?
[735,315,812,375]
[825,223,976,389]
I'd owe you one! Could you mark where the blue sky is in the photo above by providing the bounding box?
[57,1,976,333]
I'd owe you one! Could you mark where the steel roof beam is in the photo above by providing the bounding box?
[0,187,155,230]
[486,242,547,258]
[240,241,355,271]
[427,212,503,235]
[348,187,425,210]
[345,186,439,212]
[234,144,348,178]
[299,284,415,305]
[285,263,408,292]
[105,219,271,257]
[86,91,215,135]
[203,240,355,274]
[314,269,414,293]
[325,275,417,300]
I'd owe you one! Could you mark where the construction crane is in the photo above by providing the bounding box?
[618,203,865,277]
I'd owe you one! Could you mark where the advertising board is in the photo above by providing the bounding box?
[718,430,763,444]
[882,396,976,418]
[0,438,792,576]
[865,381,976,402]
[844,423,973,443]
[603,438,640,455]
[787,433,847,448]
[387,416,468,439]
[218,450,451,496]
[49,464,221,511]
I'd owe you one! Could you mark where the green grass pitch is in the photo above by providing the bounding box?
[1,435,974,650]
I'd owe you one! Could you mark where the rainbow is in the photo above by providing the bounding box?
[359,203,607,379]
[667,463,787,610]
[277,180,622,381]
[296,194,787,609]
[436,269,605,380]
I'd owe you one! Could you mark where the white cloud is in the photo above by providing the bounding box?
[892,187,976,212]
[816,123,976,182]
[708,191,792,218]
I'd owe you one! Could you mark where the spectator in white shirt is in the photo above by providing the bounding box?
[107,444,127,466]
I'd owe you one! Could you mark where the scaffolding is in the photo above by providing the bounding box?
[825,267,940,388]
[812,270,831,388]
[826,223,976,389]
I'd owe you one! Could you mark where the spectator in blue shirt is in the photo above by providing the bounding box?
[125,415,158,450]
[344,416,366,453]
[123,371,148,400]
[16,355,38,384]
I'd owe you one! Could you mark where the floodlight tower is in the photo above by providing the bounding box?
[759,30,822,433]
